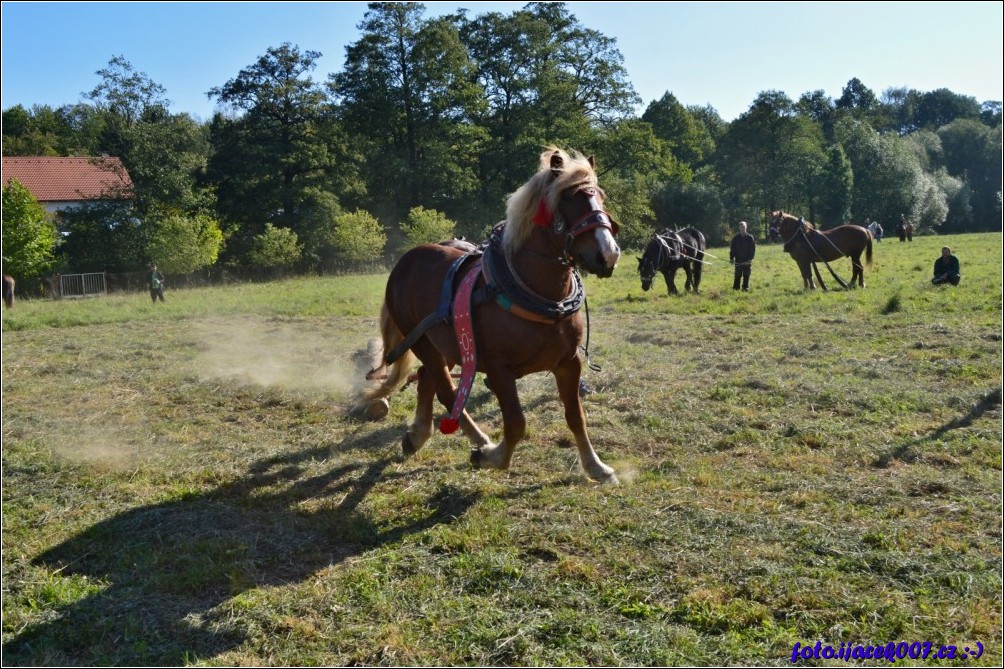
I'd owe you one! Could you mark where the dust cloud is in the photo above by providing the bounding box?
[191,318,374,397]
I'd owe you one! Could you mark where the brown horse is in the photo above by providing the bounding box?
[771,211,873,289]
[361,148,621,483]
[2,274,14,309]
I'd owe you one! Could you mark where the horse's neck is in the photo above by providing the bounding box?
[509,232,574,301]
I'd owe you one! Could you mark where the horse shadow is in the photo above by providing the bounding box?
[3,429,482,665]
[874,386,1002,467]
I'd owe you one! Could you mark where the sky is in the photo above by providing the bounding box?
[2,1,1002,123]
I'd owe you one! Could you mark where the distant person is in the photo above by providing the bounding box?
[729,221,756,291]
[931,247,961,286]
[868,220,883,242]
[148,263,166,302]
[2,274,14,309]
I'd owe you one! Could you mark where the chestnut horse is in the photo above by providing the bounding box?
[361,148,621,483]
[771,211,873,290]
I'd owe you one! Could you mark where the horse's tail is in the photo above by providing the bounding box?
[359,302,415,406]
[865,234,874,268]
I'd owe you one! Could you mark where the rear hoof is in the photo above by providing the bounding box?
[402,433,417,456]
[364,398,390,420]
[469,448,483,467]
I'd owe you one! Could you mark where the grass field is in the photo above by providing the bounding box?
[2,232,1001,666]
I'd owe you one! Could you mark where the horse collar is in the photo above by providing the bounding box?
[483,228,584,321]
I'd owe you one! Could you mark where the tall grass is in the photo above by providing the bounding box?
[2,232,1001,665]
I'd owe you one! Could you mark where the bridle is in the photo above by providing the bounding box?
[775,214,804,247]
[545,185,619,263]
[639,232,681,284]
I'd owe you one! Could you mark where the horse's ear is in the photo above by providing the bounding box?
[587,155,596,169]
[549,151,563,178]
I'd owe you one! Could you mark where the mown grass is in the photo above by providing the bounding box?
[2,232,1001,666]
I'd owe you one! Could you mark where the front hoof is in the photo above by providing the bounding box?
[470,448,483,467]
[588,466,619,485]
[402,433,417,456]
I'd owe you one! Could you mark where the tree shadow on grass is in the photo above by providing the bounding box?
[3,430,482,666]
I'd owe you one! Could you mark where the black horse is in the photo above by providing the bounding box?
[637,228,706,294]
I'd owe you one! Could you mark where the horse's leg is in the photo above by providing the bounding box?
[406,344,494,457]
[852,253,865,288]
[402,364,437,456]
[470,365,523,471]
[664,269,678,294]
[553,357,618,484]
[683,264,694,292]
[692,260,703,293]
[800,261,814,289]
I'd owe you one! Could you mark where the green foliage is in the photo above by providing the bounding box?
[836,119,931,229]
[57,202,147,273]
[333,3,486,224]
[297,189,345,269]
[209,42,358,249]
[715,90,826,221]
[653,178,727,244]
[330,210,387,262]
[247,223,302,269]
[1,179,59,279]
[82,56,213,217]
[642,92,715,167]
[145,210,224,274]
[2,103,104,156]
[816,144,854,227]
[399,206,457,251]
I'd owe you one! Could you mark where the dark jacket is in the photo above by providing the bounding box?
[730,232,756,264]
[933,254,960,279]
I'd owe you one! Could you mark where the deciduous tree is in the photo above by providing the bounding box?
[2,179,60,279]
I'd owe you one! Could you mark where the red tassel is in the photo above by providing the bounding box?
[439,417,460,434]
[533,198,552,227]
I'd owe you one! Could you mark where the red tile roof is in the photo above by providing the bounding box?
[2,156,134,203]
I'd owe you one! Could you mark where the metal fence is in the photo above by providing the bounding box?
[59,272,107,299]
[13,261,393,301]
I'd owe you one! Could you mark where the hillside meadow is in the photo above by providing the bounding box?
[2,232,1001,666]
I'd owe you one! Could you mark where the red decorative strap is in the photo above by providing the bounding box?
[440,261,482,434]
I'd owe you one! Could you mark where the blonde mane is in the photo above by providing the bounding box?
[503,147,599,256]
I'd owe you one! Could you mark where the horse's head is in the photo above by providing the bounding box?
[771,210,812,240]
[505,148,620,278]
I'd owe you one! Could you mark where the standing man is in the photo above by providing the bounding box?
[931,247,961,286]
[148,263,166,302]
[729,221,756,291]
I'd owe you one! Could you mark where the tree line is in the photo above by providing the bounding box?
[3,1,1001,283]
